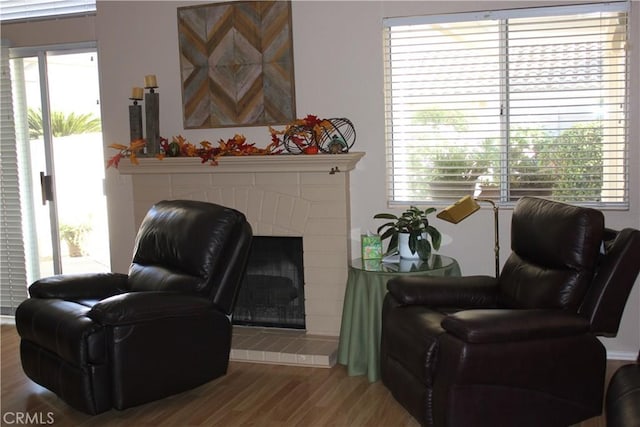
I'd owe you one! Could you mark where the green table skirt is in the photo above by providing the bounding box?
[337,256,461,382]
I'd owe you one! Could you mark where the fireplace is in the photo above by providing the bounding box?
[118,152,364,337]
[234,236,305,329]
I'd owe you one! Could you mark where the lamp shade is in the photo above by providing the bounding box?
[437,195,481,224]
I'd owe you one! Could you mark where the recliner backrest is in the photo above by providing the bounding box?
[128,200,253,314]
[498,197,604,311]
[579,227,640,336]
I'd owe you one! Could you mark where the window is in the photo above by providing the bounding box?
[383,2,629,207]
[0,1,95,23]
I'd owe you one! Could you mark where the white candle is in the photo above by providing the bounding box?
[131,87,144,99]
[144,74,157,87]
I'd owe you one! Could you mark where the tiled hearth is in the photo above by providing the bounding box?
[231,326,338,368]
[119,153,364,367]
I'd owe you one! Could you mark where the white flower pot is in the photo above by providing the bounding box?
[398,233,421,259]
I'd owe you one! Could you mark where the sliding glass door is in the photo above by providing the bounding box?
[10,43,110,282]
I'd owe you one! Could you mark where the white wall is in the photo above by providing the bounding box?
[5,1,638,356]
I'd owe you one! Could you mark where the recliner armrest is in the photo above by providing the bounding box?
[88,291,218,326]
[29,272,129,300]
[442,309,591,343]
[387,275,499,307]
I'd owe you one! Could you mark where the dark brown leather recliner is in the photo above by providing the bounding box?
[606,351,640,427]
[15,200,252,414]
[380,197,640,427]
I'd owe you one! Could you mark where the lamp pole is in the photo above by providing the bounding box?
[475,198,500,278]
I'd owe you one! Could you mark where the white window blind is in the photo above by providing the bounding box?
[0,39,28,315]
[383,2,629,207]
[0,1,95,23]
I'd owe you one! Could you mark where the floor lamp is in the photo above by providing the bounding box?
[437,195,500,278]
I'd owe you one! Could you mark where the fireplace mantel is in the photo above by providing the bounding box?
[117,152,365,175]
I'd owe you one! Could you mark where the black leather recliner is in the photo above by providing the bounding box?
[381,197,640,427]
[15,200,252,414]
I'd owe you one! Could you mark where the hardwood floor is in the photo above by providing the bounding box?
[1,325,627,426]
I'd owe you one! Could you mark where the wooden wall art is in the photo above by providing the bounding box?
[178,1,296,128]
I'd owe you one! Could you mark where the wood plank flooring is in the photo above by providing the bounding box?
[0,325,627,426]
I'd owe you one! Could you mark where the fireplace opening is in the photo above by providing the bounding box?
[233,236,305,329]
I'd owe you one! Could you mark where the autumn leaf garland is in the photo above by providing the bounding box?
[268,114,333,152]
[106,114,332,169]
[106,139,146,169]
[107,134,283,168]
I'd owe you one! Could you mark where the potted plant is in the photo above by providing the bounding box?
[374,206,442,260]
[59,222,91,257]
[426,146,490,199]
[410,108,489,200]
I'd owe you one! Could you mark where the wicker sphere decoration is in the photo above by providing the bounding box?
[316,118,356,154]
[283,124,316,154]
[282,118,356,154]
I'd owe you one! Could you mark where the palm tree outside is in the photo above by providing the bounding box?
[27,108,101,139]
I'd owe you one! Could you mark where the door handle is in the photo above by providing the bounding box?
[40,172,54,205]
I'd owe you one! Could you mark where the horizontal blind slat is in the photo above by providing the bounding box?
[0,41,28,315]
[0,1,96,23]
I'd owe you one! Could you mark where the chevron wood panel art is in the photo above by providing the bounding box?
[178,1,296,128]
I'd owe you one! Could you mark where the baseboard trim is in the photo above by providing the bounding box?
[607,350,637,361]
[0,315,16,325]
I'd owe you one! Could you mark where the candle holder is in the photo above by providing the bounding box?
[128,98,143,142]
[144,87,159,156]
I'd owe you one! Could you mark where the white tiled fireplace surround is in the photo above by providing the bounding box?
[119,153,364,368]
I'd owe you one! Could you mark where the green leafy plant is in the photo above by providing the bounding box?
[412,108,485,183]
[373,206,441,259]
[429,145,489,183]
[408,108,492,201]
[59,222,91,257]
[28,108,101,139]
[543,123,603,201]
